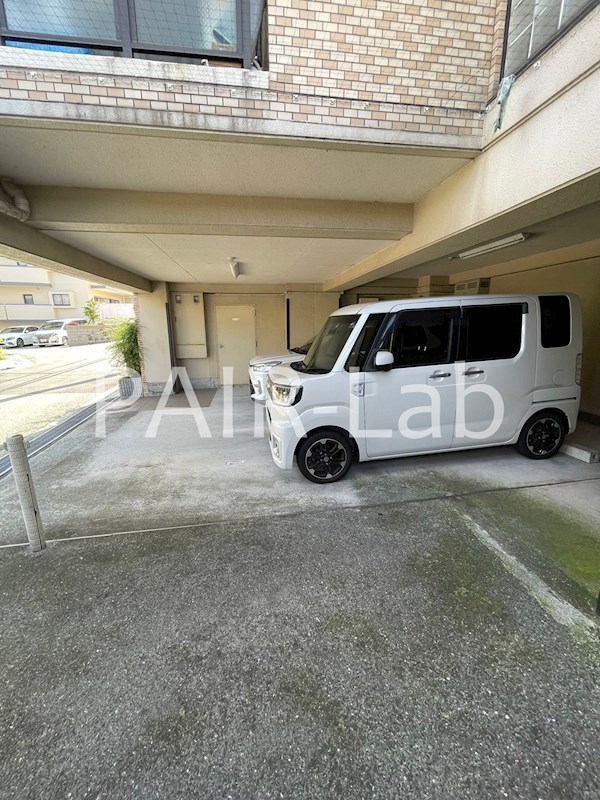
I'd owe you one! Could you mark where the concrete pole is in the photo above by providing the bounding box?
[5,434,46,552]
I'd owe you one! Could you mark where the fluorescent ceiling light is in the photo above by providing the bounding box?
[457,233,528,260]
[228,256,240,279]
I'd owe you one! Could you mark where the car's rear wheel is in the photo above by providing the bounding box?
[297,429,353,483]
[16,338,24,347]
[516,411,566,459]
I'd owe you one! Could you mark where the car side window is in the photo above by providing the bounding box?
[345,314,386,371]
[459,303,525,361]
[380,308,456,368]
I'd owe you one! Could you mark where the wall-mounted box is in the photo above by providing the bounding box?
[170,292,208,359]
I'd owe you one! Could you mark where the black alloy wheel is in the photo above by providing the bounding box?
[297,430,353,483]
[516,412,566,459]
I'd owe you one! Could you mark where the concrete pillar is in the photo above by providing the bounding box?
[6,434,46,551]
[134,282,173,396]
[415,275,454,298]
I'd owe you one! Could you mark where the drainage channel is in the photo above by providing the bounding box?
[0,392,118,480]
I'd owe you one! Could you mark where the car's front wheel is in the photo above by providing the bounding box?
[62,337,68,346]
[16,338,24,347]
[297,429,353,483]
[516,411,566,459]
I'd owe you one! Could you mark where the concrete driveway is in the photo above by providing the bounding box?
[1,389,599,798]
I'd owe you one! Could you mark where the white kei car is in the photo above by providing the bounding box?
[248,338,313,401]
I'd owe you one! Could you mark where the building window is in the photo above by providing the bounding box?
[0,0,268,68]
[23,293,34,304]
[52,293,72,306]
[503,0,600,77]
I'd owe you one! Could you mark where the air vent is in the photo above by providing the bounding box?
[454,278,491,296]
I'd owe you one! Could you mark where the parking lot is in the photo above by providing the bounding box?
[0,388,599,797]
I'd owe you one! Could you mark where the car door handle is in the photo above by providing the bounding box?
[429,371,451,379]
[463,368,484,376]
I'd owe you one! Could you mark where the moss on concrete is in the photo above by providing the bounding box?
[460,491,600,614]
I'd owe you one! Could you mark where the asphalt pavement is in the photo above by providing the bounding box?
[0,343,120,441]
[1,501,599,799]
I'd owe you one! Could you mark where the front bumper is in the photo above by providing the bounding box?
[266,403,300,470]
[248,370,267,402]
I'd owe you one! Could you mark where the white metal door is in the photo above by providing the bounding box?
[215,304,256,385]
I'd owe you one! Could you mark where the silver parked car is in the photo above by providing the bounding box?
[0,325,39,347]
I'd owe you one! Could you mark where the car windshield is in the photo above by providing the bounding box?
[293,315,360,374]
[38,321,64,330]
[290,337,314,355]
[1,327,24,333]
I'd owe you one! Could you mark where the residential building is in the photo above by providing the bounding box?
[0,258,133,326]
[0,1,598,418]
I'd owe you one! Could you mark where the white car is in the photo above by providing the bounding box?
[32,318,87,347]
[0,325,39,347]
[248,338,314,401]
[266,294,582,483]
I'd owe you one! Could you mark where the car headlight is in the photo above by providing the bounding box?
[267,379,303,406]
[253,360,282,373]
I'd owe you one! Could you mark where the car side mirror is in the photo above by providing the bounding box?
[374,350,394,370]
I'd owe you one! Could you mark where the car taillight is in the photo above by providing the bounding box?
[575,353,583,385]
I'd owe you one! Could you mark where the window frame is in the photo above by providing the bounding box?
[501,0,600,80]
[457,302,527,363]
[22,293,34,304]
[0,0,261,68]
[51,292,73,307]
[365,307,461,371]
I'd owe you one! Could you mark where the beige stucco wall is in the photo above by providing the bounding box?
[287,291,340,348]
[136,282,172,394]
[490,259,600,417]
[179,292,286,386]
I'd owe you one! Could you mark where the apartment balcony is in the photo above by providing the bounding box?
[0,265,51,286]
[0,303,53,321]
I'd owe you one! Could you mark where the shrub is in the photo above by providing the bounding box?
[107,318,141,375]
[0,346,6,361]
[83,297,101,324]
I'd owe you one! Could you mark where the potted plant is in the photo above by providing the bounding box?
[107,318,143,398]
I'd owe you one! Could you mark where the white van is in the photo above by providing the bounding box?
[32,318,87,347]
[265,294,582,483]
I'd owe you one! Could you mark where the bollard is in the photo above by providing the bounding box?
[6,434,46,552]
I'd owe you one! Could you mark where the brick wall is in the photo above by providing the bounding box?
[268,1,499,109]
[0,1,506,142]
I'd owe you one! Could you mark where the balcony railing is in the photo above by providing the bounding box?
[0,303,54,321]
[0,265,51,285]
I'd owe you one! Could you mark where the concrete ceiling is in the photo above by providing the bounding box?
[44,231,395,283]
[0,121,473,203]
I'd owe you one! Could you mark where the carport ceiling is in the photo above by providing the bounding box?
[0,121,473,204]
[388,201,600,280]
[44,231,395,283]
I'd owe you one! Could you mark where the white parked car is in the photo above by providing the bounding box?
[0,325,39,348]
[248,338,314,401]
[266,294,582,483]
[32,318,87,347]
